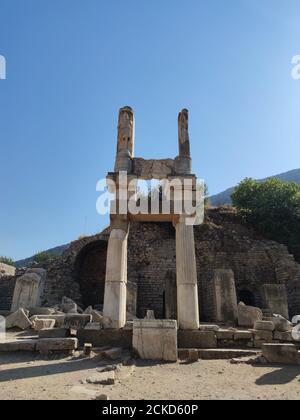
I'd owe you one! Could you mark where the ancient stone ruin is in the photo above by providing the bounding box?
[1,107,300,364]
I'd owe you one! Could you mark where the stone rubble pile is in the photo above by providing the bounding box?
[1,295,300,365]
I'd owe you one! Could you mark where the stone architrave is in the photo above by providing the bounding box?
[11,269,46,312]
[103,228,128,329]
[133,319,178,362]
[175,217,200,330]
[261,284,289,319]
[213,269,238,324]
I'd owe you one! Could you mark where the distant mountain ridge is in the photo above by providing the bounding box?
[209,168,300,207]
[15,244,69,268]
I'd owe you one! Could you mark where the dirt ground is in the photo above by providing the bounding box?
[0,351,299,400]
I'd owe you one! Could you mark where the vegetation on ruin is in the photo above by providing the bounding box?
[232,178,300,250]
[33,251,59,266]
[0,256,15,267]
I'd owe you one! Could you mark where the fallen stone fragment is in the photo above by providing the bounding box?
[97,365,119,373]
[238,302,262,328]
[95,394,110,401]
[29,307,56,317]
[84,306,93,315]
[63,314,92,330]
[0,339,38,352]
[270,315,292,332]
[115,364,135,381]
[144,310,155,319]
[33,319,56,331]
[30,314,66,328]
[84,343,93,357]
[90,310,104,323]
[86,372,115,385]
[61,296,78,314]
[6,308,33,330]
[38,328,70,339]
[36,338,78,355]
[254,320,275,332]
[0,262,16,277]
[262,343,300,365]
[273,331,293,342]
[95,394,110,400]
[230,355,261,365]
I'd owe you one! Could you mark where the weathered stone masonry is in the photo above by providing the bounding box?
[39,207,300,321]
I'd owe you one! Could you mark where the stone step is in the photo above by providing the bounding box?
[178,348,261,361]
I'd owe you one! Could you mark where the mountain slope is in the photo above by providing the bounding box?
[209,168,300,207]
[15,244,69,268]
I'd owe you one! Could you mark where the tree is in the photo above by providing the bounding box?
[232,178,300,247]
[0,256,15,267]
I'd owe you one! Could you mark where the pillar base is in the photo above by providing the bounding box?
[103,282,127,329]
[177,284,200,330]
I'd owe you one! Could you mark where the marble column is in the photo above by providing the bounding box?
[103,228,128,329]
[175,217,200,330]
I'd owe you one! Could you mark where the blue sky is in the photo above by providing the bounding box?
[0,0,300,260]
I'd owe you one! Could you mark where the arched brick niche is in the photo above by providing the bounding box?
[74,240,108,308]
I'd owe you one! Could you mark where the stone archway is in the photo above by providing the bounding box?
[238,289,255,307]
[74,240,108,308]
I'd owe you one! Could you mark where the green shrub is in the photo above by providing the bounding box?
[0,256,15,267]
[33,252,59,266]
[232,178,300,248]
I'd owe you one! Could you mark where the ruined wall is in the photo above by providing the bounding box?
[194,209,300,320]
[0,276,17,311]
[5,208,300,320]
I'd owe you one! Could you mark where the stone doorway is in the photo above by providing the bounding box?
[74,240,108,308]
[238,289,255,307]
